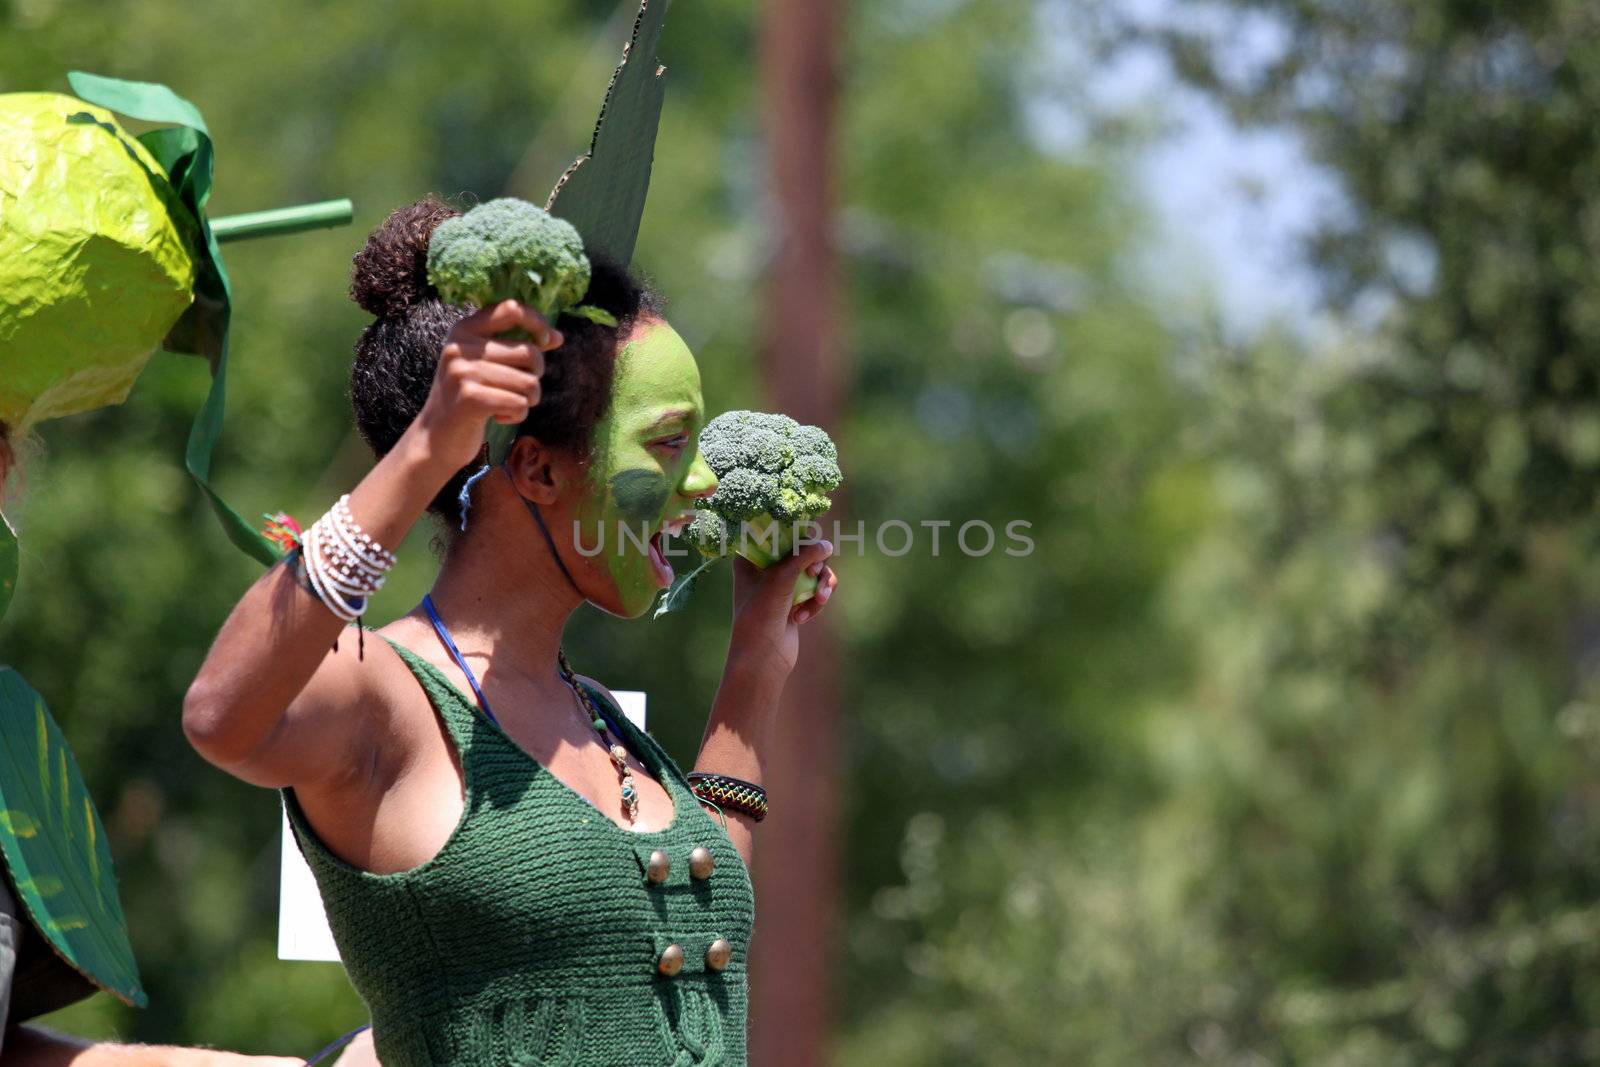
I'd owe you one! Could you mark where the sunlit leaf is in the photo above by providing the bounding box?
[0,668,145,1006]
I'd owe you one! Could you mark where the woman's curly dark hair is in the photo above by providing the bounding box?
[348,195,663,528]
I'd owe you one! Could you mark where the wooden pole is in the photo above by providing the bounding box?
[750,0,845,1063]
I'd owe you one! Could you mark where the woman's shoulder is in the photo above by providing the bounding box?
[372,617,460,693]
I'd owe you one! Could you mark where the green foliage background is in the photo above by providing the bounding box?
[2,0,1596,1062]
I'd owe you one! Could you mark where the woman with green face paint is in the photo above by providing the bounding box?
[184,198,837,1066]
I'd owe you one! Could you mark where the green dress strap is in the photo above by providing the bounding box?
[378,636,483,752]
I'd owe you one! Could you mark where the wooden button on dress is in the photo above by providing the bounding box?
[705,938,733,972]
[689,845,715,880]
[657,943,685,976]
[646,849,671,884]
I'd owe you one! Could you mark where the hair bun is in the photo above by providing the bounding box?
[349,194,461,319]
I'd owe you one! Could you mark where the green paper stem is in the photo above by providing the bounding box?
[211,199,354,244]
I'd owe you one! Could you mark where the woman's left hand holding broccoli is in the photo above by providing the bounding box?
[729,540,838,676]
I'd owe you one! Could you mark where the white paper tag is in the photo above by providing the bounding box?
[278,690,648,962]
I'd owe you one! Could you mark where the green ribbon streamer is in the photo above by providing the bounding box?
[67,72,279,566]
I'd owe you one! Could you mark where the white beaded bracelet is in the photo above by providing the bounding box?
[302,495,395,623]
[301,525,364,622]
[332,496,396,568]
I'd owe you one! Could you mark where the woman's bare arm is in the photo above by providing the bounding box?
[183,301,557,788]
[182,431,455,786]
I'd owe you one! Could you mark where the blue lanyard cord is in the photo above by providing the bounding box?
[422,594,499,725]
[420,594,631,746]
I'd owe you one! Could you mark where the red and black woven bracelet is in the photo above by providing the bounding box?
[687,772,769,823]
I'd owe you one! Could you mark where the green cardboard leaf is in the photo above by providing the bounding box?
[547,0,671,267]
[0,669,145,1008]
[68,72,279,566]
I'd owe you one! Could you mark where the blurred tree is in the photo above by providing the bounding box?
[1154,0,1600,610]
[748,0,845,1063]
[828,0,1193,1062]
[836,2,1600,1064]
[1086,2,1600,1062]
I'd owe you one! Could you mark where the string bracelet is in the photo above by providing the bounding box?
[696,795,730,832]
[686,772,768,823]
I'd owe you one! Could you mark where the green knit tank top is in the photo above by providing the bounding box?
[284,641,754,1067]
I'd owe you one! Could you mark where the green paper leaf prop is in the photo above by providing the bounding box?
[547,0,671,267]
[0,669,146,1008]
[0,93,200,431]
[0,73,351,568]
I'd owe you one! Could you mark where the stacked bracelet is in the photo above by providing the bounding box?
[301,495,397,623]
[686,772,769,823]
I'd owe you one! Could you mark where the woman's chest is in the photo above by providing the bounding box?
[409,767,755,986]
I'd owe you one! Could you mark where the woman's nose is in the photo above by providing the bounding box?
[681,452,718,500]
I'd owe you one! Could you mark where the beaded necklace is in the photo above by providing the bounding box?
[423,595,639,825]
[557,649,639,822]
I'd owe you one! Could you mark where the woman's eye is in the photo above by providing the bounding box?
[651,434,690,452]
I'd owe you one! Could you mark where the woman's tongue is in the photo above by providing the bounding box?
[648,532,675,586]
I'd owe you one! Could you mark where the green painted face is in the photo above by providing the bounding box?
[576,320,717,617]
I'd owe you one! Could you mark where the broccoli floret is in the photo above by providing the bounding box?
[687,410,843,606]
[426,197,616,327]
[704,467,772,522]
[687,510,731,556]
[790,423,837,463]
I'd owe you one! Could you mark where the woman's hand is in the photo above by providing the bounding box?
[411,300,563,473]
[728,540,838,676]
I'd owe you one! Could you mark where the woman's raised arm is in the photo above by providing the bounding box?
[182,301,558,788]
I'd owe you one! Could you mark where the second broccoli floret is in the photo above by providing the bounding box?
[685,410,842,608]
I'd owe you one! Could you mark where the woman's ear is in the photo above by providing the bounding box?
[504,435,566,505]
